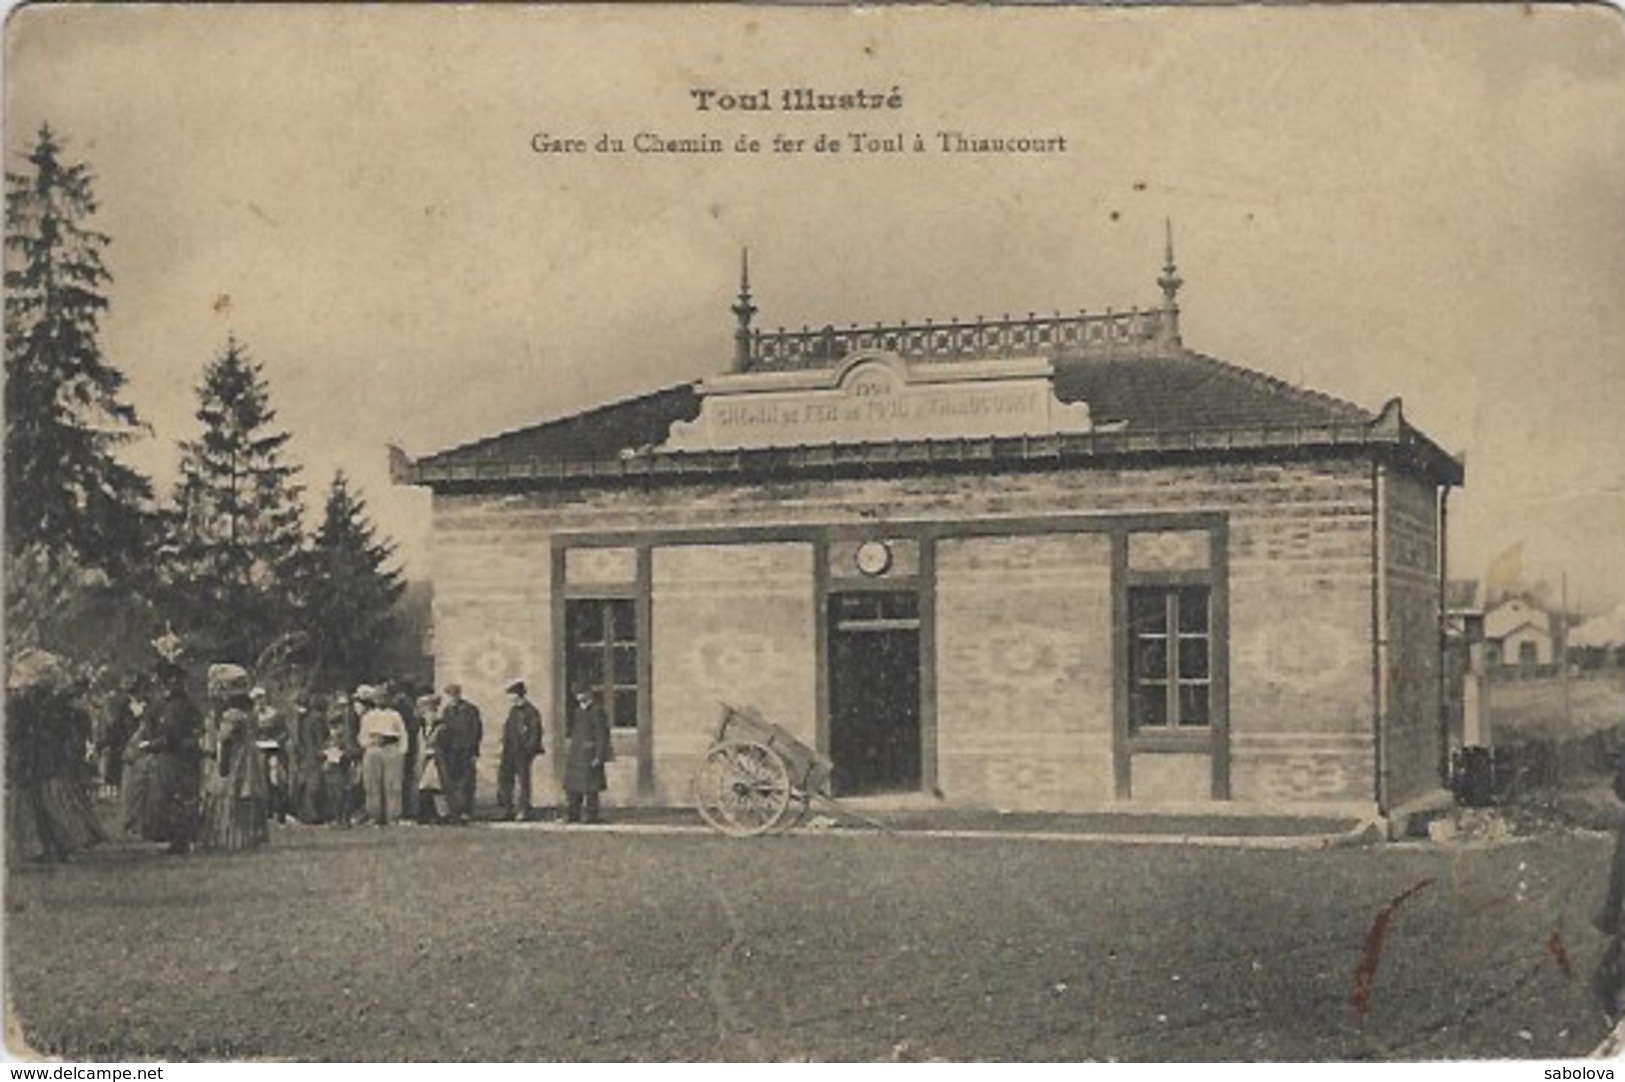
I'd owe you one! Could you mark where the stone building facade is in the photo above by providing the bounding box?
[395,244,1463,820]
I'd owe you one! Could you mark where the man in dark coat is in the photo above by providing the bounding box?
[439,684,482,823]
[288,694,327,822]
[496,680,543,821]
[388,682,420,820]
[564,685,612,824]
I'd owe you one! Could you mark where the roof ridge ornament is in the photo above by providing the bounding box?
[731,248,757,373]
[1157,218,1183,348]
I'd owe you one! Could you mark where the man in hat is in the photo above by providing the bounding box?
[439,683,482,822]
[496,680,543,821]
[564,684,613,825]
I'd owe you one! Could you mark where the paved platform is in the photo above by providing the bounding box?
[478,804,1374,848]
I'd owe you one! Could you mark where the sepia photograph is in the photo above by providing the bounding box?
[3,1,1624,1066]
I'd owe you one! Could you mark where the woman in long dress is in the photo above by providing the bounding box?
[197,692,270,852]
[5,651,108,864]
[121,661,204,854]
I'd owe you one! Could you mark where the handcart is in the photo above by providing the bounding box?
[691,702,841,837]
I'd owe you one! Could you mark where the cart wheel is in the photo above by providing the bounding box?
[693,740,792,836]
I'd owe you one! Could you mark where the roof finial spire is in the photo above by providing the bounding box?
[1157,218,1183,348]
[731,247,757,372]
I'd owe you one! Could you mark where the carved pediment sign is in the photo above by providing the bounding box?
[661,352,1092,452]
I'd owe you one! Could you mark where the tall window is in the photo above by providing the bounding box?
[1128,586,1211,728]
[566,598,638,730]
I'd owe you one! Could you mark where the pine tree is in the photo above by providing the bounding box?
[298,470,405,689]
[4,124,151,576]
[165,335,306,661]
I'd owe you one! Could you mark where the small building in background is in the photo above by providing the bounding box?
[1483,597,1554,670]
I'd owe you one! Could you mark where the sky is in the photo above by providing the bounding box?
[4,4,1623,611]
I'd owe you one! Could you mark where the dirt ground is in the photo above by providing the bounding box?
[2,821,1617,1062]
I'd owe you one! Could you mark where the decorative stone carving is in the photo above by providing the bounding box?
[662,351,1092,452]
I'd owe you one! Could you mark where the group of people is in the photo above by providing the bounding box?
[98,665,617,850]
[115,660,269,854]
[320,680,487,827]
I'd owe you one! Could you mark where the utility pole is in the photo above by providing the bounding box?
[1561,571,1572,731]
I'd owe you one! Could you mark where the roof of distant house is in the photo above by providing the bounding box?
[1485,598,1553,641]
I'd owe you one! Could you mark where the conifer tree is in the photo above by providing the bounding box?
[4,124,151,576]
[298,470,405,689]
[165,335,305,661]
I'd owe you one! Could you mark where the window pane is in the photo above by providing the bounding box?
[567,600,602,645]
[1129,589,1167,634]
[613,643,638,684]
[1136,685,1168,726]
[568,597,642,726]
[880,593,919,622]
[612,689,638,729]
[1178,684,1209,726]
[1135,637,1168,678]
[1178,640,1209,680]
[609,599,636,640]
[1178,588,1209,634]
[569,648,599,684]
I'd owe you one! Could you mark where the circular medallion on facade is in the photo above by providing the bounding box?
[855,539,892,577]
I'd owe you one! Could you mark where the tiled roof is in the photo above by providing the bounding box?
[1052,350,1374,431]
[414,384,701,468]
[403,347,1458,487]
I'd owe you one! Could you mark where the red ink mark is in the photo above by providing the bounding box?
[1549,931,1574,979]
[1350,878,1433,1021]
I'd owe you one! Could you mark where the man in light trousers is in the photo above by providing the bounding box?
[356,685,408,826]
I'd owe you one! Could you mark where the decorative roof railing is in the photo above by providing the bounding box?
[747,306,1178,370]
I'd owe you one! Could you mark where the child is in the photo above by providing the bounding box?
[319,697,358,828]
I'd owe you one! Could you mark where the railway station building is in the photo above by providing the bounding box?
[393,240,1463,821]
